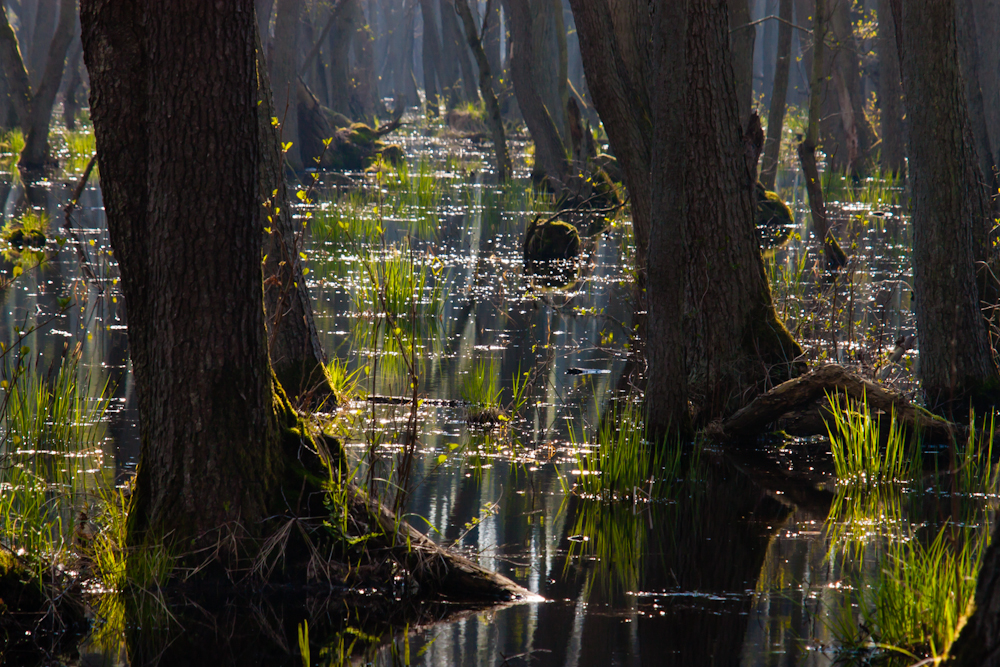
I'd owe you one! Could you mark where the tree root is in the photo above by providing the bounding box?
[716,363,959,443]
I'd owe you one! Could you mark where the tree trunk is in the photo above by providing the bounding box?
[683,3,801,422]
[759,0,792,190]
[505,0,568,183]
[0,7,32,128]
[646,0,690,438]
[454,0,511,181]
[571,0,802,428]
[439,0,476,105]
[972,0,1000,178]
[82,0,288,551]
[255,31,332,401]
[820,0,874,176]
[27,0,57,89]
[271,0,304,171]
[482,0,501,84]
[420,0,442,115]
[956,0,999,214]
[727,0,755,127]
[899,0,999,411]
[798,0,847,269]
[877,0,905,176]
[19,0,77,173]
[529,0,568,148]
[566,0,651,274]
[350,1,380,121]
[62,34,83,131]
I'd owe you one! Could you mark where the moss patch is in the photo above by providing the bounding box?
[523,217,581,261]
[754,182,794,250]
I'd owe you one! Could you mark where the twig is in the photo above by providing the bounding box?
[733,15,812,34]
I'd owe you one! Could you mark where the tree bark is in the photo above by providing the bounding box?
[956,0,999,214]
[567,0,652,269]
[255,31,332,401]
[419,0,442,115]
[270,0,304,170]
[571,0,802,428]
[798,0,847,269]
[27,0,57,89]
[646,0,690,438]
[454,0,511,181]
[819,0,874,175]
[877,0,905,177]
[19,0,77,172]
[0,6,32,128]
[759,0,793,190]
[506,0,569,184]
[62,33,83,131]
[82,0,289,550]
[682,4,801,422]
[727,0,755,127]
[899,0,999,411]
[972,0,1000,177]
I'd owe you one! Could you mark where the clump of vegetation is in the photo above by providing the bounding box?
[523,215,581,261]
[832,524,986,665]
[460,358,531,426]
[0,129,25,172]
[755,181,795,250]
[3,210,49,250]
[825,391,919,486]
[1,345,111,640]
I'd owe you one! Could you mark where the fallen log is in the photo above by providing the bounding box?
[719,364,959,443]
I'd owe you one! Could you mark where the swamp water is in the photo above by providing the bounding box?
[0,123,996,667]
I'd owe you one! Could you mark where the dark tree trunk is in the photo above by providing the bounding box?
[646,0,690,437]
[82,0,288,550]
[956,0,999,213]
[819,0,874,175]
[727,0,755,127]
[19,0,77,173]
[529,0,568,147]
[454,0,511,181]
[567,0,652,272]
[0,7,32,128]
[571,0,802,428]
[505,0,568,183]
[271,0,304,170]
[973,0,1000,176]
[62,34,83,131]
[898,0,999,411]
[255,33,332,401]
[877,0,905,176]
[350,1,381,121]
[482,0,501,83]
[439,0,476,105]
[682,2,801,422]
[759,0,792,190]
[324,0,355,118]
[27,0,57,89]
[420,0,442,115]
[799,0,847,268]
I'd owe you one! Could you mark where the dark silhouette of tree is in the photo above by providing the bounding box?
[570,0,802,434]
[81,0,313,553]
[895,0,999,413]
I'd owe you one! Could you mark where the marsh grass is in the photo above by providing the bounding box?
[569,399,694,503]
[825,391,919,486]
[833,524,986,665]
[0,346,111,582]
